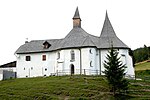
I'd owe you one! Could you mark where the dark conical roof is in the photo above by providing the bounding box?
[73,7,80,19]
[100,11,116,37]
[98,11,128,49]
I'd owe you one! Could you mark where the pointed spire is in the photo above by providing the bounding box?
[73,7,80,19]
[100,11,116,37]
[73,7,81,28]
[99,11,128,48]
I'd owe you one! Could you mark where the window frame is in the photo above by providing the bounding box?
[90,61,93,67]
[57,52,60,59]
[26,56,31,61]
[42,55,46,61]
[89,49,92,54]
[70,50,75,62]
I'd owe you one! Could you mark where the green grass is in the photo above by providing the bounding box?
[0,76,110,100]
[135,61,150,71]
[0,75,150,100]
[0,62,149,100]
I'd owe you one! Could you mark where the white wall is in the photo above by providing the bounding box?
[16,48,134,78]
[100,49,135,76]
[81,48,100,75]
[57,48,99,75]
[16,52,57,78]
[0,70,3,80]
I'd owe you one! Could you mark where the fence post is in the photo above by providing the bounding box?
[56,70,58,76]
[84,69,86,75]
[96,70,98,75]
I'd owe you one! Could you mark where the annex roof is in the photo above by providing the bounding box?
[15,39,62,54]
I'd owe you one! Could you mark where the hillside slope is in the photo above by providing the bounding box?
[135,61,150,71]
[0,76,150,99]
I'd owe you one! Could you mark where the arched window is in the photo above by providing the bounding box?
[89,49,92,54]
[57,52,60,59]
[90,61,93,67]
[70,50,75,62]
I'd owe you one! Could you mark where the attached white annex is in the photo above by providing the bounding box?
[15,7,135,78]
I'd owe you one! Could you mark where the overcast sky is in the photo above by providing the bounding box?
[0,0,150,65]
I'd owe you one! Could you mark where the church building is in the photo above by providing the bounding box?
[15,7,135,78]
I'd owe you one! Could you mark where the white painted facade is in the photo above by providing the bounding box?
[15,8,135,78]
[100,49,134,76]
[16,48,134,78]
[0,70,3,80]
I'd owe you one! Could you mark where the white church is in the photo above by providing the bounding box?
[15,7,135,78]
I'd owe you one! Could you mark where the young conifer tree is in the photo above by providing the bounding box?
[103,46,128,95]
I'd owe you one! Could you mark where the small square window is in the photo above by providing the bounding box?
[26,56,31,61]
[42,55,46,61]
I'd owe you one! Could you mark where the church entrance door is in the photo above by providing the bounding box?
[70,64,74,75]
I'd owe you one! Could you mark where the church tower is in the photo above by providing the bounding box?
[73,7,81,28]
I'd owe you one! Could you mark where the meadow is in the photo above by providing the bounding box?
[0,62,150,100]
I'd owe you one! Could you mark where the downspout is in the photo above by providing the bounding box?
[79,48,82,75]
[99,50,101,75]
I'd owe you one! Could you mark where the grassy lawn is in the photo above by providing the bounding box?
[0,76,110,100]
[135,61,150,71]
[0,75,150,100]
[0,62,149,100]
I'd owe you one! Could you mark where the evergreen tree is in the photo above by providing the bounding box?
[103,46,128,95]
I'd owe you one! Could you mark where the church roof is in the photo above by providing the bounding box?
[15,9,129,54]
[58,27,98,49]
[15,39,62,54]
[73,7,80,19]
[97,12,128,49]
[15,28,98,54]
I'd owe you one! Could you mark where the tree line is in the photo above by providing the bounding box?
[133,45,150,63]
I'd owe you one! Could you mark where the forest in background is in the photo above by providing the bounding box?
[133,45,150,63]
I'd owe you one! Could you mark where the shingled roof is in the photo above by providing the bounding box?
[15,39,62,54]
[58,27,98,49]
[15,9,129,54]
[73,7,80,19]
[97,12,128,49]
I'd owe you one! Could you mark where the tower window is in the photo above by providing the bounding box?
[26,56,31,61]
[70,50,75,62]
[42,55,46,61]
[90,61,93,67]
[89,49,92,54]
[57,52,60,59]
